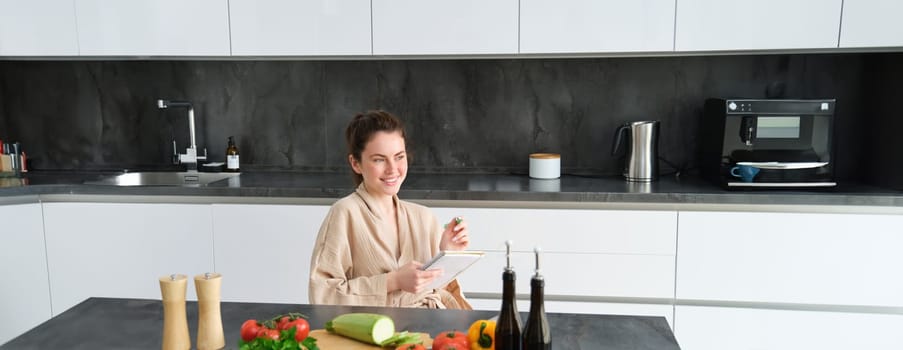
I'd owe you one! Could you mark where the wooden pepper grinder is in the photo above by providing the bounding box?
[195,272,225,350]
[159,274,190,350]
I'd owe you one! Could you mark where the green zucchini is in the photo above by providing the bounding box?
[325,313,396,345]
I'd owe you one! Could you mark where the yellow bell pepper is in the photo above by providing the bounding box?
[467,319,496,350]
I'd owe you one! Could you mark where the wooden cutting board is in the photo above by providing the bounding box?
[308,329,432,349]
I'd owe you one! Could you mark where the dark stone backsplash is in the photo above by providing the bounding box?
[0,53,893,182]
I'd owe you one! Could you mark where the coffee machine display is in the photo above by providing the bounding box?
[702,99,837,188]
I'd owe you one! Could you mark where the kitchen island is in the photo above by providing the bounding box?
[0,297,681,350]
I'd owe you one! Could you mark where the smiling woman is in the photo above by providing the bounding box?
[308,110,473,309]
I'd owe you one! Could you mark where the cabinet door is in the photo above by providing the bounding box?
[675,0,842,51]
[372,0,518,55]
[0,0,79,56]
[469,298,674,329]
[43,202,214,314]
[0,203,51,345]
[431,207,677,300]
[520,0,675,53]
[75,0,230,56]
[212,204,329,304]
[676,211,903,307]
[230,0,370,56]
[674,305,903,350]
[839,0,903,48]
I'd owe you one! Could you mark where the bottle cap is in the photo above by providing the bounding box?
[505,240,513,271]
[533,246,544,279]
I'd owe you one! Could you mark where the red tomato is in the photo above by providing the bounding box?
[240,319,261,342]
[257,327,280,340]
[433,330,468,350]
[285,318,310,341]
[395,344,427,350]
[275,316,291,330]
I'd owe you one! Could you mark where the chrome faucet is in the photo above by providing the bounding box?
[157,99,207,171]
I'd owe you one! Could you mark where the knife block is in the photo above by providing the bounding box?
[195,273,225,350]
[159,274,190,350]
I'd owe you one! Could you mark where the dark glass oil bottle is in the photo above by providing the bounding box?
[225,136,240,172]
[523,247,551,349]
[495,240,522,350]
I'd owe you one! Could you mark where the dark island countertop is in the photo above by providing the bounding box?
[0,297,681,350]
[1,170,903,208]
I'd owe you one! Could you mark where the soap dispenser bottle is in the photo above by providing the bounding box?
[523,247,551,349]
[225,136,240,172]
[495,240,522,350]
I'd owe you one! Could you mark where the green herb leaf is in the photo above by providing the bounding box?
[301,337,319,350]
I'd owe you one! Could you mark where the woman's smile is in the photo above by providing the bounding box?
[350,130,408,198]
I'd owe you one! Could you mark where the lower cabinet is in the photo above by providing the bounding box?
[42,202,215,315]
[211,204,329,304]
[469,298,674,328]
[0,203,51,345]
[675,211,903,349]
[431,206,678,329]
[677,211,903,307]
[674,305,903,350]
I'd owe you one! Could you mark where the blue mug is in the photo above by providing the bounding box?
[730,164,760,182]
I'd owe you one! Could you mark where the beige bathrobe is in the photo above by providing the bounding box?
[308,184,471,309]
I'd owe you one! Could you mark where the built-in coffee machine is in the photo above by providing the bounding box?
[702,98,837,188]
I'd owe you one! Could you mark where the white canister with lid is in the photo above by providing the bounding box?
[529,153,561,179]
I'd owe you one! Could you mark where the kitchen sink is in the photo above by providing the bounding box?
[85,171,239,186]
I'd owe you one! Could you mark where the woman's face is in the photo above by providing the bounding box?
[350,130,408,197]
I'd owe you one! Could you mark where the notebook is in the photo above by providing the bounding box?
[420,250,485,290]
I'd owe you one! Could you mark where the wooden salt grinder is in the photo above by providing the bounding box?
[159,274,190,350]
[195,272,225,350]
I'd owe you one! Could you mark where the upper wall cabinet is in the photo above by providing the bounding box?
[520,0,675,54]
[0,0,79,56]
[839,0,903,48]
[230,0,371,56]
[372,0,518,55]
[675,0,842,51]
[75,0,230,56]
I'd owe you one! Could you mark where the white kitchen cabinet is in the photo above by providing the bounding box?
[372,0,518,55]
[461,250,674,299]
[675,0,843,51]
[839,0,903,48]
[0,0,79,56]
[469,298,674,328]
[674,305,903,350]
[676,211,903,307]
[431,207,677,296]
[212,204,330,304]
[75,0,230,56]
[0,203,51,345]
[520,0,675,54]
[229,0,371,56]
[42,202,214,315]
[431,206,677,326]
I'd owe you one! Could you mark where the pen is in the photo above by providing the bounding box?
[444,216,463,229]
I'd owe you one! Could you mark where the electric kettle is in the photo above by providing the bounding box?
[611,120,660,182]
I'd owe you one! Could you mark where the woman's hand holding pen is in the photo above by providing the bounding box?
[388,262,443,294]
[440,216,469,251]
